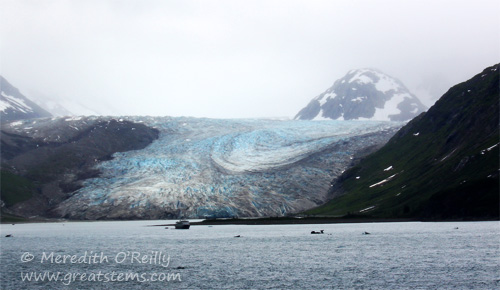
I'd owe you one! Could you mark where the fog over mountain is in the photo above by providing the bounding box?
[1,0,498,118]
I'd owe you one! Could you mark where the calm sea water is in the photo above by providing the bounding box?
[1,221,499,289]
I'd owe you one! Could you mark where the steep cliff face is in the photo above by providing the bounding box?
[307,64,499,220]
[295,69,426,121]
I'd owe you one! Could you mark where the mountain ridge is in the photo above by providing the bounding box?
[306,63,499,219]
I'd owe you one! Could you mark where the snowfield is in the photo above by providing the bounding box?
[47,117,403,219]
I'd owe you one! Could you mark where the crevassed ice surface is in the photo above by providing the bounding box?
[56,117,402,219]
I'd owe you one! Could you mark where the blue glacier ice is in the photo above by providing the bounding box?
[55,117,402,219]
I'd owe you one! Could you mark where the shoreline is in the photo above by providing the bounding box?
[2,215,498,225]
[153,216,499,227]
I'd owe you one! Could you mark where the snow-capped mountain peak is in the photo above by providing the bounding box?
[295,68,427,121]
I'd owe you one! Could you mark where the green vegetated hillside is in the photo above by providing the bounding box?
[307,64,499,220]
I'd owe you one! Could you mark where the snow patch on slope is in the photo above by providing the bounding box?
[369,173,398,188]
[375,74,400,93]
[371,93,409,121]
[1,92,34,113]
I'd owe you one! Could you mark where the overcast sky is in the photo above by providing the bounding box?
[1,0,499,118]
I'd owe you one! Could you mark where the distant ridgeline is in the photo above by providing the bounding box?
[307,64,499,220]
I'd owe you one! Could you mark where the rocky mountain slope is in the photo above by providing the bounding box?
[295,69,427,121]
[1,117,159,218]
[0,76,52,122]
[307,64,499,219]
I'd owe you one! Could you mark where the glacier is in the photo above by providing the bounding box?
[53,117,403,219]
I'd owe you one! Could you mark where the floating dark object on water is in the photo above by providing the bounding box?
[454,227,459,230]
[175,220,190,229]
[165,227,169,229]
[311,230,324,234]
[362,232,371,235]
[176,266,185,269]
[234,235,241,238]
[5,234,13,238]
